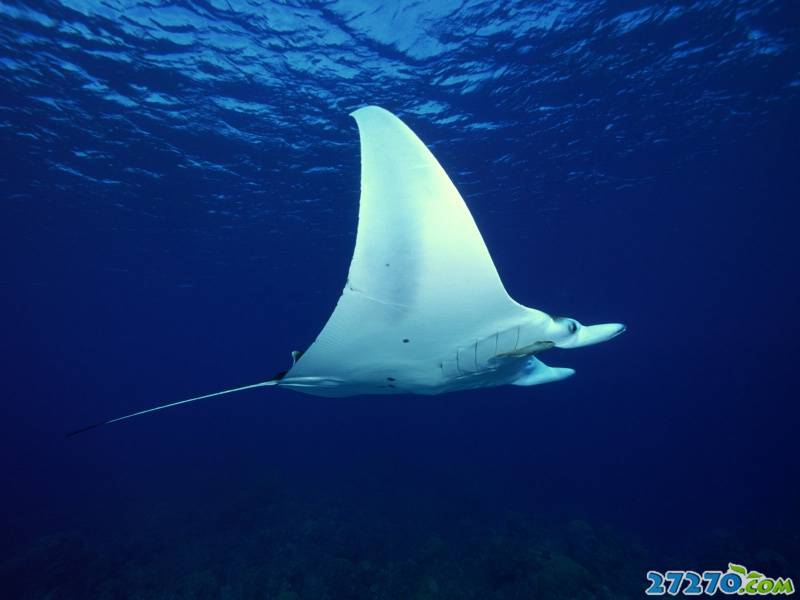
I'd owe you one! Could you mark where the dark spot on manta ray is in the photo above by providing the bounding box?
[385,263,390,267]
[387,377,396,381]
[403,338,409,343]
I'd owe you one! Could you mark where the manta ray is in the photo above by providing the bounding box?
[70,106,624,435]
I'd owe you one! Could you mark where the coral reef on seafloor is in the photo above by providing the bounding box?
[2,490,797,599]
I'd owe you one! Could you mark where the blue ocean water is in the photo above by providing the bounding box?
[1,0,799,597]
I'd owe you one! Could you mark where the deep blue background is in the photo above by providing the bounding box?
[1,0,799,595]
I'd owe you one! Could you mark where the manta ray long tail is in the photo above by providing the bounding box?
[67,380,279,437]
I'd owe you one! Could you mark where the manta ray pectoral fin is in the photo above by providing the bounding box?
[284,106,530,387]
[512,357,575,386]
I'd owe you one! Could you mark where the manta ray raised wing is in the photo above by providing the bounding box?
[69,106,624,435]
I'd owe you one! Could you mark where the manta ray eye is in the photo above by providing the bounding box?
[568,321,578,334]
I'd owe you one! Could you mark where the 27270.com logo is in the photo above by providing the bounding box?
[646,563,795,596]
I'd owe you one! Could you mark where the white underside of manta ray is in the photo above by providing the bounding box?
[70,106,624,435]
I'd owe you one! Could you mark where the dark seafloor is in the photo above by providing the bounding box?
[1,1,799,598]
